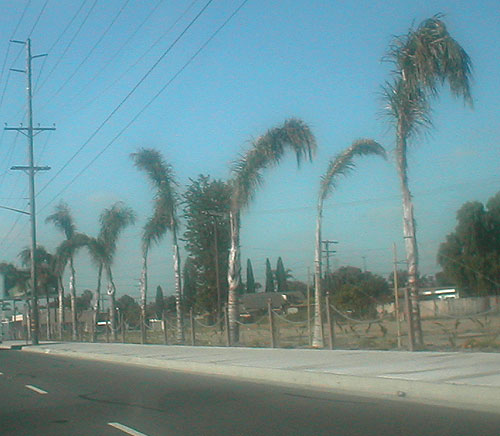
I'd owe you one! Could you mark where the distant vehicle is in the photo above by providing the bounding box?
[421,288,458,300]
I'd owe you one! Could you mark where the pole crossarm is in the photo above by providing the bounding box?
[11,165,51,172]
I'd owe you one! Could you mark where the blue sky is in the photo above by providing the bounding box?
[0,0,498,299]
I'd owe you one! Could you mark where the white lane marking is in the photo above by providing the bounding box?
[25,384,48,394]
[108,422,150,436]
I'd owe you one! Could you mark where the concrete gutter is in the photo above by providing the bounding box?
[4,341,500,415]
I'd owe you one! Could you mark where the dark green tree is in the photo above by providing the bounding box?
[183,257,198,312]
[326,266,390,318]
[275,257,288,292]
[246,259,255,294]
[116,295,140,328]
[265,258,274,293]
[182,175,231,315]
[437,192,500,295]
[155,285,165,319]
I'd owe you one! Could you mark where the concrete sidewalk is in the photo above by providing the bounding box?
[2,340,500,415]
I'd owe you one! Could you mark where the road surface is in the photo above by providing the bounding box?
[0,349,498,435]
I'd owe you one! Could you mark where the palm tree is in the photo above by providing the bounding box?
[382,15,472,349]
[89,202,136,341]
[131,148,184,343]
[46,201,80,340]
[312,140,386,347]
[228,118,317,344]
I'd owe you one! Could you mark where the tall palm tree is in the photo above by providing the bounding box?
[103,202,136,341]
[228,118,317,344]
[46,201,80,340]
[382,15,472,349]
[91,202,136,341]
[312,140,386,347]
[131,148,184,343]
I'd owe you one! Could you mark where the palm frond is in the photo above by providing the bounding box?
[98,202,136,264]
[319,139,386,203]
[231,118,317,210]
[45,201,76,239]
[385,15,472,105]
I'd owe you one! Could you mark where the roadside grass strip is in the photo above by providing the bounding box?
[108,422,150,436]
[25,384,48,394]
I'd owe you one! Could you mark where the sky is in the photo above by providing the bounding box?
[0,0,498,301]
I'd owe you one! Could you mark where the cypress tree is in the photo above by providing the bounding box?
[155,286,164,319]
[265,258,275,293]
[246,259,256,294]
[276,256,288,292]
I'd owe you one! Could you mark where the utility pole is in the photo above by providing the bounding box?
[4,39,55,345]
[321,239,337,278]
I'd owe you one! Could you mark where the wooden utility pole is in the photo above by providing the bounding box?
[307,267,311,346]
[321,240,338,278]
[5,39,55,346]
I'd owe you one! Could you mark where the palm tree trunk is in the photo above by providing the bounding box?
[227,210,241,345]
[46,291,51,340]
[58,276,65,340]
[140,246,148,344]
[396,132,423,349]
[92,263,103,342]
[172,226,184,343]
[312,200,325,348]
[106,266,118,341]
[69,256,78,341]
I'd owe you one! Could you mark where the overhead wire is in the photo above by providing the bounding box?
[34,0,98,96]
[72,0,200,115]
[38,0,131,110]
[33,0,88,92]
[36,0,217,200]
[68,0,165,105]
[39,0,249,212]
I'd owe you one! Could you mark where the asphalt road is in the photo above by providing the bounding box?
[0,350,499,436]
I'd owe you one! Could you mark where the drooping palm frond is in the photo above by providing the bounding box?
[45,201,76,240]
[231,118,317,210]
[319,140,386,203]
[386,14,472,105]
[131,148,178,237]
[98,202,136,265]
[54,233,91,275]
[381,78,432,144]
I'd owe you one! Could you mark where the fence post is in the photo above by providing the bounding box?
[190,308,195,346]
[268,299,276,349]
[162,310,168,345]
[224,304,231,347]
[140,312,145,345]
[121,315,125,344]
[325,292,334,350]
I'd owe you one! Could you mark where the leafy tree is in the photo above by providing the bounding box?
[246,259,255,294]
[313,140,385,347]
[116,294,140,328]
[76,290,93,315]
[182,175,231,315]
[265,258,274,293]
[182,257,198,312]
[228,118,316,344]
[131,148,184,343]
[382,15,472,348]
[437,192,500,295]
[275,257,288,292]
[325,266,390,317]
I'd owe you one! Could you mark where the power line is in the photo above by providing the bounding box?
[38,0,249,212]
[33,0,88,92]
[39,0,131,110]
[34,0,98,96]
[36,0,217,199]
[26,0,50,38]
[72,0,199,115]
[68,0,165,105]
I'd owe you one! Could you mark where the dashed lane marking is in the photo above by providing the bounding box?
[25,384,48,394]
[108,423,150,436]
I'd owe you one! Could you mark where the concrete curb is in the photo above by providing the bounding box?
[21,345,500,415]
